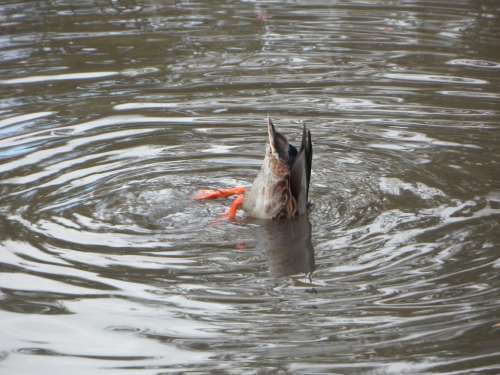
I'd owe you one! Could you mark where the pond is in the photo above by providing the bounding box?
[1,0,500,373]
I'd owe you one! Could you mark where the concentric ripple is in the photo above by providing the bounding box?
[1,0,500,374]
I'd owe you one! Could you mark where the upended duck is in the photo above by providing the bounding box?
[194,117,312,220]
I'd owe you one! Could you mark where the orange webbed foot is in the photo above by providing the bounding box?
[224,194,245,220]
[193,186,246,201]
[194,186,247,221]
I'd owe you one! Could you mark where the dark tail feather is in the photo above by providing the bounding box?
[290,124,313,215]
[305,128,312,200]
[299,124,312,200]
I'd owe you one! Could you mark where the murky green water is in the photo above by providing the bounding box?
[1,1,500,373]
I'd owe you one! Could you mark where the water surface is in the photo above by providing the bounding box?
[1,0,500,373]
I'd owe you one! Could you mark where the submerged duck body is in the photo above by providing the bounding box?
[195,117,312,220]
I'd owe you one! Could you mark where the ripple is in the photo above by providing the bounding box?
[438,90,500,99]
[0,273,100,295]
[1,128,160,183]
[379,177,446,200]
[0,71,119,85]
[0,111,55,129]
[447,58,500,69]
[113,102,180,111]
[0,67,159,85]
[383,72,488,85]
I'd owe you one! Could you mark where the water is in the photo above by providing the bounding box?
[1,0,500,373]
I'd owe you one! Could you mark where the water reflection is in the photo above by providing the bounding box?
[261,216,315,278]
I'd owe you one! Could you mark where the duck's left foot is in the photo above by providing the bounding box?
[224,194,245,220]
[193,186,246,200]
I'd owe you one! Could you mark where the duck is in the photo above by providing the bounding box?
[194,117,312,220]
